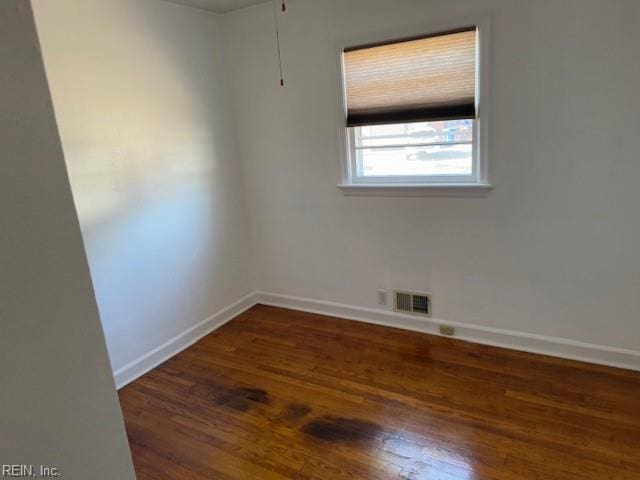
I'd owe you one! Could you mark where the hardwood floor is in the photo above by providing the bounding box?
[119,305,640,479]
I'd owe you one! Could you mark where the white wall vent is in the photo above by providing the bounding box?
[393,290,431,317]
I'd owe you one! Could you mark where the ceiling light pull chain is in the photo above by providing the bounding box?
[272,0,285,86]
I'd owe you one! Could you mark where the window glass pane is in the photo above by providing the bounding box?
[358,119,473,147]
[359,143,472,177]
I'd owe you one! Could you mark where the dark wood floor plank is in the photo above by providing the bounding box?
[119,305,640,479]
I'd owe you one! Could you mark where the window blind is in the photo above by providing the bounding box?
[343,27,477,127]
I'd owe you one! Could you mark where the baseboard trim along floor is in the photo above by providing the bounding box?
[113,292,257,389]
[257,291,640,373]
[114,290,640,388]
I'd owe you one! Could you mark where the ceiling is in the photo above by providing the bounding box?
[165,0,270,14]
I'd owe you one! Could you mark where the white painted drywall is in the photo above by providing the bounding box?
[0,1,135,477]
[32,0,252,374]
[223,0,640,352]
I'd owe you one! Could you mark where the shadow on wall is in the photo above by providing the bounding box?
[35,0,247,371]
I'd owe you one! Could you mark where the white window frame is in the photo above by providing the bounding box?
[337,16,492,196]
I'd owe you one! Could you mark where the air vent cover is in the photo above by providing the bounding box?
[394,290,431,317]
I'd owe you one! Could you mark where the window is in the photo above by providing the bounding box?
[340,25,489,192]
[352,119,474,180]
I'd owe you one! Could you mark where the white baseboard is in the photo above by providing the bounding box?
[114,292,258,389]
[114,290,640,389]
[255,291,640,372]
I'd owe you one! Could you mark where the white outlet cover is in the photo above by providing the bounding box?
[377,289,388,305]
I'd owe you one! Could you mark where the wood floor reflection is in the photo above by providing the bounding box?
[119,305,640,479]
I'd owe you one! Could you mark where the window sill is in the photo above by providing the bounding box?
[337,182,493,197]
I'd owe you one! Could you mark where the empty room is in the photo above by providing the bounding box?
[2,0,640,478]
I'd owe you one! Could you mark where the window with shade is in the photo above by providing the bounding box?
[341,26,486,187]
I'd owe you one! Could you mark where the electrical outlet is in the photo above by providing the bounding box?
[439,325,455,336]
[377,289,388,306]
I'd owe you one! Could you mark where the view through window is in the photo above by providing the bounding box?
[353,119,473,178]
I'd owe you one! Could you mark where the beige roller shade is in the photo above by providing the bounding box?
[343,27,477,127]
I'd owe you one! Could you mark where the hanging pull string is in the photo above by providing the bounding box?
[272,0,285,86]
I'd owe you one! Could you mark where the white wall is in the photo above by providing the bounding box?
[33,0,252,374]
[0,1,135,477]
[223,0,640,352]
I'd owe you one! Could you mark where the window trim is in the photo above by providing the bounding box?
[336,15,492,196]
